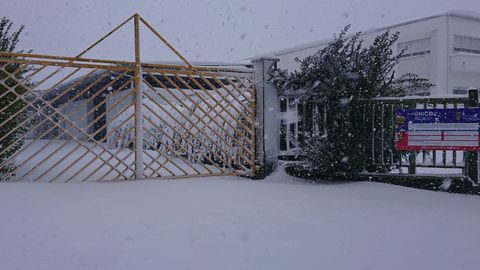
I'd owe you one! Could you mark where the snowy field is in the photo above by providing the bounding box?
[1,167,479,270]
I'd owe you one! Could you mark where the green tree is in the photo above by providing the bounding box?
[270,26,432,178]
[0,17,29,178]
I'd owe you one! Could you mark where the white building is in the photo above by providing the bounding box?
[262,10,480,157]
[273,10,480,96]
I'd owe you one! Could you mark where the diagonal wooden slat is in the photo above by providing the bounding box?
[224,76,254,104]
[176,74,255,142]
[182,74,255,166]
[45,89,135,182]
[171,74,254,165]
[198,73,254,127]
[142,81,243,170]
[3,77,135,181]
[0,70,123,169]
[142,139,190,177]
[211,75,254,115]
[145,72,254,166]
[142,102,224,172]
[142,127,202,176]
[142,89,239,171]
[0,68,100,144]
[142,107,218,175]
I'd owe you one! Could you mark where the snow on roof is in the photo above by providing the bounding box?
[250,53,280,62]
[147,60,253,69]
[371,94,469,101]
[447,10,480,20]
[265,10,480,58]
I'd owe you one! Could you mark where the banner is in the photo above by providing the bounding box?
[395,108,480,151]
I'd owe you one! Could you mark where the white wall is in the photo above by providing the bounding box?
[449,15,480,92]
[59,99,93,141]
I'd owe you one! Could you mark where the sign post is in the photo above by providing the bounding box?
[465,89,478,183]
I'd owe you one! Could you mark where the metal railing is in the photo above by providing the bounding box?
[290,93,477,177]
[364,95,473,173]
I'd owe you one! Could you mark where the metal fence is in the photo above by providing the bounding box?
[364,95,474,174]
[288,93,477,178]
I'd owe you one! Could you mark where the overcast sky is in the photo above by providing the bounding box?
[2,0,480,62]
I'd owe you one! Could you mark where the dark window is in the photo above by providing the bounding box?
[416,92,431,96]
[398,38,431,59]
[280,98,287,112]
[288,98,295,110]
[454,35,480,55]
[453,88,468,95]
[297,120,304,144]
[298,101,303,117]
[289,123,296,149]
[280,120,287,151]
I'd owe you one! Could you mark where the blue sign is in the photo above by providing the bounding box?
[395,108,480,151]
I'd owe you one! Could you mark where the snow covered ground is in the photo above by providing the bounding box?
[1,166,479,270]
[9,140,224,182]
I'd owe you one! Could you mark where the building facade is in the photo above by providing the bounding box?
[273,11,480,96]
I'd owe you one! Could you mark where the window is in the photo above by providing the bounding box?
[312,103,325,135]
[454,35,480,54]
[279,96,300,113]
[280,120,287,151]
[453,87,468,95]
[289,123,296,149]
[288,98,296,111]
[398,38,431,58]
[297,119,304,144]
[297,102,303,117]
[279,98,287,112]
[415,91,431,96]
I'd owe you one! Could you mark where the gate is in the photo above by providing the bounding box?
[0,14,256,182]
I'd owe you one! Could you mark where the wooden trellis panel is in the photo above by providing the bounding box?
[0,14,256,182]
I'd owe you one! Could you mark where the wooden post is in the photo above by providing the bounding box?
[465,88,478,183]
[133,14,144,180]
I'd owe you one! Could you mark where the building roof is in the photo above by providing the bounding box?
[146,60,253,70]
[267,10,480,58]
